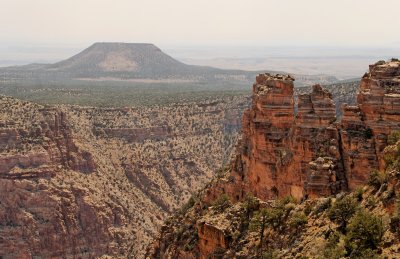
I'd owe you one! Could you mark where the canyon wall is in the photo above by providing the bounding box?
[0,98,113,259]
[0,95,245,258]
[147,60,400,259]
[203,60,400,205]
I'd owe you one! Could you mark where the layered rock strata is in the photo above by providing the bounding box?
[341,60,400,189]
[147,60,400,259]
[206,60,400,203]
[0,94,246,258]
[228,76,344,201]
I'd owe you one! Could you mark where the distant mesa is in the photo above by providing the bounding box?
[0,42,339,86]
[48,42,186,75]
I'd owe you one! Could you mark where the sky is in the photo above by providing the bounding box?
[0,0,399,72]
[1,0,400,47]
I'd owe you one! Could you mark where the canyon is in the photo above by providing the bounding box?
[148,60,400,258]
[0,95,246,258]
[0,56,390,258]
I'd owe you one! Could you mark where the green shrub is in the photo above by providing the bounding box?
[345,210,384,256]
[243,193,259,215]
[388,130,400,145]
[328,196,358,231]
[375,60,386,66]
[314,198,332,215]
[368,170,387,190]
[261,249,277,259]
[323,231,345,259]
[365,197,377,210]
[382,186,395,205]
[280,195,297,205]
[390,199,400,235]
[354,187,364,202]
[289,212,308,229]
[304,203,313,216]
[354,249,381,259]
[212,193,231,211]
[249,208,271,247]
[180,195,198,214]
[267,206,287,231]
[390,215,400,234]
[212,247,226,257]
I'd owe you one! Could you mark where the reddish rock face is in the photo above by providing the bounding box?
[342,60,400,189]
[225,60,400,201]
[39,109,97,173]
[197,221,228,258]
[0,181,119,259]
[148,60,400,259]
[231,74,343,201]
[0,102,101,258]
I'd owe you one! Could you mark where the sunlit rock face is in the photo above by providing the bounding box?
[230,74,343,201]
[206,60,400,203]
[146,60,400,259]
[342,60,400,190]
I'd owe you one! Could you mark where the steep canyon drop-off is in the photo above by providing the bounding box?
[207,60,400,202]
[148,60,400,258]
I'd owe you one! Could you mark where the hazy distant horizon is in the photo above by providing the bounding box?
[0,42,398,79]
[2,0,400,46]
[2,0,400,77]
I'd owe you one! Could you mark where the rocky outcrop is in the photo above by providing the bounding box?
[0,106,96,179]
[228,75,344,201]
[0,128,19,148]
[197,221,228,258]
[39,108,96,173]
[0,94,246,258]
[0,181,123,259]
[227,60,400,201]
[147,60,400,259]
[97,126,172,142]
[0,98,106,258]
[341,60,400,189]
[193,61,400,257]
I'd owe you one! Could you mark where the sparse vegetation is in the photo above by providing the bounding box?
[328,195,358,231]
[368,170,387,190]
[323,231,346,259]
[345,210,384,257]
[387,130,400,145]
[213,193,231,212]
[375,60,386,65]
[250,208,271,248]
[289,212,308,229]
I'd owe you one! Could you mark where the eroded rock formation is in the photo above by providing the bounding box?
[216,75,346,202]
[147,60,400,259]
[224,60,400,202]
[0,94,246,258]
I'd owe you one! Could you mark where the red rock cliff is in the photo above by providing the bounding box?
[208,60,400,203]
[341,60,400,189]
[147,60,400,259]
[228,75,344,201]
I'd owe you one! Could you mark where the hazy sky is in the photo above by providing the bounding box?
[1,0,400,47]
